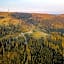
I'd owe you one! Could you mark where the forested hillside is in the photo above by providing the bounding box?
[0,12,64,64]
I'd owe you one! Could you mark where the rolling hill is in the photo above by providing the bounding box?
[0,12,64,64]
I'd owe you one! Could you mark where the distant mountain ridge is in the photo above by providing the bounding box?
[0,12,64,30]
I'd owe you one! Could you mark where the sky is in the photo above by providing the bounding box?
[0,0,64,14]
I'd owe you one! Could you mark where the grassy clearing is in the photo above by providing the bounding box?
[31,31,48,39]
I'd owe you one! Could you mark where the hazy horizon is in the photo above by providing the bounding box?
[0,0,64,14]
